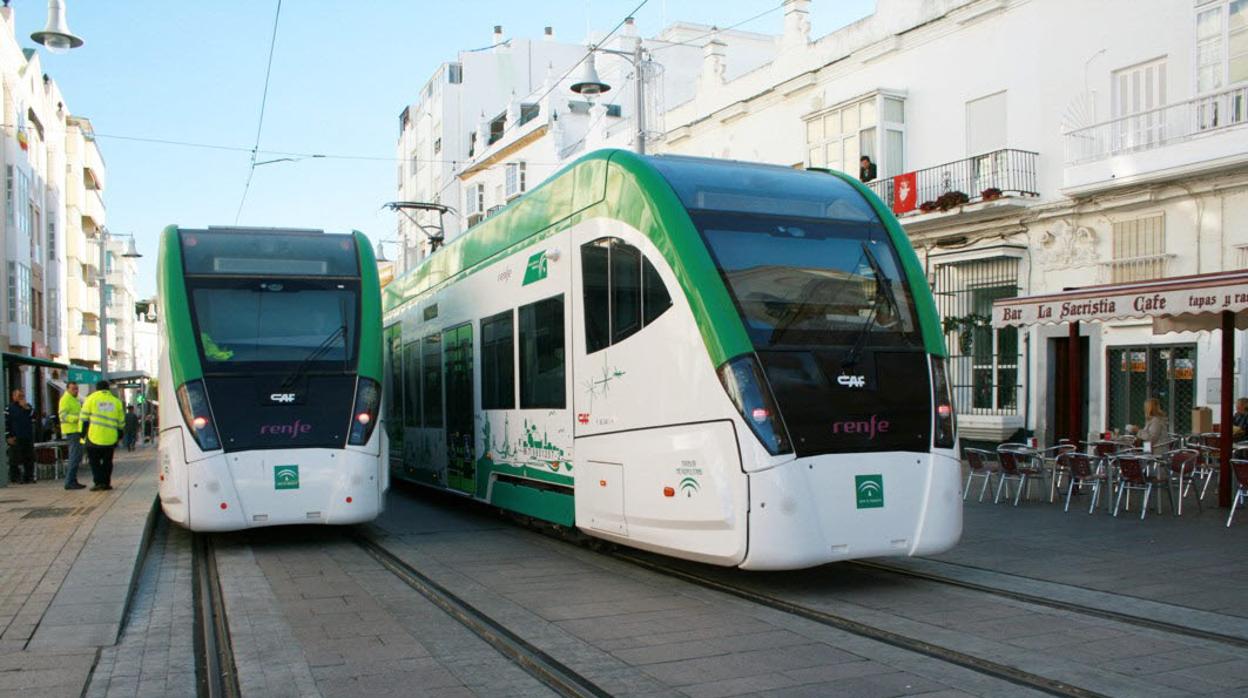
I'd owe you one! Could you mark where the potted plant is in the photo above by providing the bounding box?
[981,187,1003,202]
[936,190,970,212]
[942,313,991,353]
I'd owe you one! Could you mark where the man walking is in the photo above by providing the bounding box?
[80,381,124,491]
[5,389,35,484]
[59,383,86,489]
[123,405,139,452]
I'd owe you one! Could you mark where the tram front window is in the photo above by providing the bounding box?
[694,211,920,351]
[189,281,359,368]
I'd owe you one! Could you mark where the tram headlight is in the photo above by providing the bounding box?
[175,380,221,451]
[931,356,957,449]
[718,354,792,456]
[348,377,381,446]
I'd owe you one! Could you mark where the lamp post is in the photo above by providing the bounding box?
[29,0,84,53]
[570,25,650,154]
[97,229,141,380]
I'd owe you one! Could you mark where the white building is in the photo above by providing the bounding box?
[63,115,105,368]
[404,0,1248,446]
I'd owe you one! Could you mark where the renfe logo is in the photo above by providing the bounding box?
[832,415,891,439]
[260,420,313,438]
[837,375,866,388]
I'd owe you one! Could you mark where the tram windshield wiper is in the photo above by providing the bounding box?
[279,324,348,390]
[842,241,900,368]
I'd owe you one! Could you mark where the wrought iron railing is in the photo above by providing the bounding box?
[1101,253,1175,284]
[866,148,1039,215]
[1065,85,1248,164]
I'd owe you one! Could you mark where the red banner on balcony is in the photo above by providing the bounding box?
[892,172,917,214]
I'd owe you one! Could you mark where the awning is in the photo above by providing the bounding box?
[992,269,1248,331]
[1,352,69,371]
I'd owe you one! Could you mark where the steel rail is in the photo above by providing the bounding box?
[614,552,1108,698]
[192,534,240,698]
[353,534,611,698]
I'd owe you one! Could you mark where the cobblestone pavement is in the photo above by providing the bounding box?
[370,488,1039,698]
[933,482,1248,618]
[0,449,156,698]
[85,519,196,698]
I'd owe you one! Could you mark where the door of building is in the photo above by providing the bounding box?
[1106,344,1196,435]
[1048,336,1089,445]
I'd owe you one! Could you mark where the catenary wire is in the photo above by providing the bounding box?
[648,1,783,52]
[234,0,284,225]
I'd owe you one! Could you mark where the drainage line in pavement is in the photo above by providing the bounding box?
[192,534,240,698]
[353,534,612,698]
[851,560,1248,649]
[615,552,1108,698]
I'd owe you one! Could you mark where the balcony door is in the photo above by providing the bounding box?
[1112,58,1167,153]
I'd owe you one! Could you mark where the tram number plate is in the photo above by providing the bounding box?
[275,465,300,490]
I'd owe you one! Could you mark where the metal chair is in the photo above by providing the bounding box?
[1227,459,1248,527]
[962,448,999,502]
[995,446,1045,506]
[1056,452,1108,514]
[1164,448,1203,515]
[1043,442,1078,502]
[1113,454,1171,520]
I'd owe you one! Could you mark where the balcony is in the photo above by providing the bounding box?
[1100,253,1176,284]
[81,188,106,230]
[866,149,1039,222]
[1063,85,1248,194]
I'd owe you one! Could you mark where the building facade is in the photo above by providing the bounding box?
[414,0,1248,446]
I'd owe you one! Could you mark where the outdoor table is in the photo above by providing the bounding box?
[33,440,67,481]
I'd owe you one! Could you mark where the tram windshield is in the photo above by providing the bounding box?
[188,280,359,368]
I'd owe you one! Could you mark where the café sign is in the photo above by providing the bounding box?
[993,271,1248,328]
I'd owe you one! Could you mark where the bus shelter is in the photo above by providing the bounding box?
[992,269,1247,506]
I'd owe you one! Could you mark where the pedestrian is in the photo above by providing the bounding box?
[1130,398,1169,446]
[59,383,86,490]
[1234,397,1248,439]
[80,380,124,491]
[859,155,878,183]
[123,405,139,452]
[5,389,36,484]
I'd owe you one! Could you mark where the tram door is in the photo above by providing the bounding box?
[444,323,476,494]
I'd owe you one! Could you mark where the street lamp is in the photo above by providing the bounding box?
[571,22,651,154]
[30,0,84,54]
[97,229,140,380]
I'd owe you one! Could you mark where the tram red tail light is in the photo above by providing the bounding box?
[718,354,792,456]
[348,377,380,446]
[931,356,957,449]
[176,380,221,451]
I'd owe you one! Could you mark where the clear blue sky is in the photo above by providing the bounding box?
[15,0,875,295]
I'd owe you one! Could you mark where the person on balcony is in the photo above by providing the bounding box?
[859,155,878,183]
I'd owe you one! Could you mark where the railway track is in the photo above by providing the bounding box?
[192,534,240,698]
[612,551,1109,698]
[352,534,611,698]
[850,559,1248,650]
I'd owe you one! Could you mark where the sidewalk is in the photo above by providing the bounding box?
[914,470,1248,619]
[0,448,158,698]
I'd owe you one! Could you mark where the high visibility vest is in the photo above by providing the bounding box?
[81,390,124,446]
[58,392,82,435]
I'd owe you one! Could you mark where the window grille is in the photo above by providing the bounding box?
[1110,214,1167,282]
[932,256,1022,416]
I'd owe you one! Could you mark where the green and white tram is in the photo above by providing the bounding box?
[383,151,960,569]
[157,226,387,531]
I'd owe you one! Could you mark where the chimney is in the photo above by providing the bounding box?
[0,1,13,32]
[493,24,504,48]
[700,38,727,90]
[543,26,554,42]
[782,0,811,50]
[621,16,637,38]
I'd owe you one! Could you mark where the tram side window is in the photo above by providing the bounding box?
[422,333,443,428]
[580,237,672,354]
[386,329,403,429]
[480,310,515,410]
[519,295,565,409]
[402,340,420,429]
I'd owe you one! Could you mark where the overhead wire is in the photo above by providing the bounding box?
[234,0,284,225]
[648,1,783,52]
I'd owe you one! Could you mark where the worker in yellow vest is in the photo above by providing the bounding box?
[58,383,86,490]
[80,380,124,491]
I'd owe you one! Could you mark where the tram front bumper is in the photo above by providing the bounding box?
[740,450,962,570]
[185,448,383,531]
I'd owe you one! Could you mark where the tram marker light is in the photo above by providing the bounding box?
[219,502,228,510]
[663,486,675,497]
[346,496,353,504]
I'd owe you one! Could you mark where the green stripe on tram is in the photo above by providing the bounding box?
[354,230,383,382]
[158,224,203,388]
